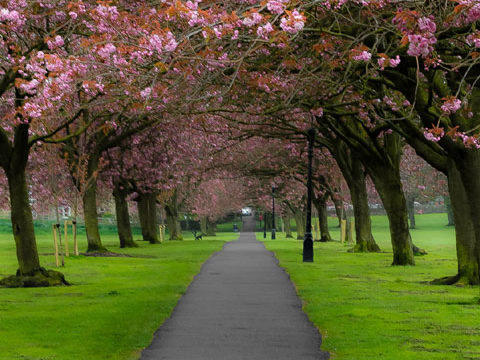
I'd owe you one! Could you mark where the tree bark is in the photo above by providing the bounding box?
[440,156,480,285]
[165,192,183,240]
[200,216,208,236]
[0,124,67,287]
[113,185,137,248]
[206,219,216,236]
[332,141,380,252]
[313,196,332,242]
[333,197,343,227]
[294,209,305,240]
[407,194,416,230]
[369,165,415,265]
[7,166,41,275]
[283,215,293,238]
[444,195,455,227]
[83,154,107,252]
[137,193,160,244]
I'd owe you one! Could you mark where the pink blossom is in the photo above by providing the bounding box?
[310,107,323,117]
[98,43,117,58]
[257,22,274,39]
[280,10,305,34]
[441,97,462,114]
[353,50,372,62]
[267,0,288,14]
[242,12,263,27]
[417,17,436,33]
[140,87,152,99]
[407,34,436,57]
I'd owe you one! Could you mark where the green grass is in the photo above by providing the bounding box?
[0,221,236,360]
[259,213,480,360]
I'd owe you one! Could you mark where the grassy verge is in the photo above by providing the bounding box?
[0,225,236,360]
[260,213,480,360]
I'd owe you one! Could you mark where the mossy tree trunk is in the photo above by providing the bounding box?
[165,191,183,240]
[444,195,455,227]
[200,216,208,236]
[113,183,137,248]
[313,195,332,242]
[367,156,415,265]
[407,194,416,230]
[283,215,293,238]
[83,154,107,252]
[294,209,305,240]
[0,123,67,287]
[137,193,160,244]
[359,133,415,265]
[6,158,40,275]
[331,139,380,252]
[206,218,216,236]
[332,197,343,228]
[448,156,480,285]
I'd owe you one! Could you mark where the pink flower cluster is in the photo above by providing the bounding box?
[242,12,263,27]
[377,55,401,70]
[280,10,305,34]
[424,129,444,143]
[257,22,274,39]
[310,107,324,117]
[267,0,288,14]
[0,8,24,28]
[353,50,371,62]
[440,97,462,114]
[98,43,117,58]
[407,34,436,57]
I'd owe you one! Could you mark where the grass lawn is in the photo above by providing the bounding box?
[0,220,236,360]
[260,213,480,360]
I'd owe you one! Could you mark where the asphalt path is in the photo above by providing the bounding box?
[141,215,329,359]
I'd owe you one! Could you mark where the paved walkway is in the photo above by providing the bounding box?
[141,216,329,360]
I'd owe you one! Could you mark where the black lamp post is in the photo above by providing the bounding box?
[303,128,315,262]
[263,211,267,238]
[271,185,276,240]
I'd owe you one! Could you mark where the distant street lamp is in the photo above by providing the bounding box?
[303,128,315,262]
[271,185,276,240]
[263,211,267,238]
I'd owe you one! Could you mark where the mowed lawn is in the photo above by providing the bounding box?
[0,220,235,360]
[260,213,480,360]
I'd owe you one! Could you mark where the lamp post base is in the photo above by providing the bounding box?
[303,232,313,262]
[271,229,276,240]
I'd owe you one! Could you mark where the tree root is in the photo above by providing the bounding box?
[348,242,381,253]
[0,268,69,288]
[431,274,479,286]
[412,244,428,256]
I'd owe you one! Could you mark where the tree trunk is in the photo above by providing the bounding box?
[314,196,332,242]
[294,210,305,240]
[436,156,480,285]
[283,216,293,238]
[333,197,343,227]
[113,185,137,248]
[206,219,216,236]
[333,141,380,252]
[137,193,160,244]
[0,123,67,287]
[165,192,183,240]
[7,167,40,275]
[83,155,107,252]
[369,168,414,265]
[444,195,455,227]
[407,194,416,230]
[200,216,208,236]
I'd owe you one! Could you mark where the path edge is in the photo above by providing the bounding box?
[138,235,240,359]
